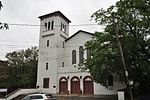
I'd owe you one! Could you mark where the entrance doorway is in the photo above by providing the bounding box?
[71,76,80,94]
[59,77,68,94]
[83,76,94,94]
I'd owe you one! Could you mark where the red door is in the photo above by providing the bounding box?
[83,76,94,94]
[59,77,68,94]
[71,76,80,94]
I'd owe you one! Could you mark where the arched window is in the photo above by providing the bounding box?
[72,50,76,64]
[48,22,50,30]
[60,22,63,31]
[87,48,92,59]
[62,24,64,31]
[79,46,84,64]
[64,25,66,33]
[51,20,54,30]
[44,22,47,31]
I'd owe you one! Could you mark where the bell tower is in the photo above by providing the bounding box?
[37,11,71,93]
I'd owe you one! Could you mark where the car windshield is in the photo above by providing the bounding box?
[30,95,43,99]
[22,96,30,100]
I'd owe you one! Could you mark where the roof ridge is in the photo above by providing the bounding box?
[65,30,93,42]
[38,11,71,23]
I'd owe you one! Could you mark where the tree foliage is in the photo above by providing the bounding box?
[84,0,150,96]
[0,61,10,88]
[5,46,38,90]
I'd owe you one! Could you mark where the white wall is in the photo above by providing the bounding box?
[37,13,70,93]
[64,31,92,68]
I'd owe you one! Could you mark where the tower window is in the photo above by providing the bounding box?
[44,22,47,31]
[64,25,66,33]
[60,22,67,33]
[62,62,64,67]
[47,40,49,47]
[63,24,64,29]
[72,50,76,64]
[61,22,63,31]
[51,20,54,30]
[48,22,51,30]
[46,62,48,70]
[79,46,84,64]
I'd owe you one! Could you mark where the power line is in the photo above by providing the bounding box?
[6,23,99,27]
[0,39,37,42]
[8,23,41,26]
[0,30,92,48]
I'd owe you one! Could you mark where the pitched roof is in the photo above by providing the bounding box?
[38,11,71,23]
[65,30,93,42]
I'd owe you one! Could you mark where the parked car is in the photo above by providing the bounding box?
[22,93,56,100]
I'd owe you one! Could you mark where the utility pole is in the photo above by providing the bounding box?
[113,14,133,100]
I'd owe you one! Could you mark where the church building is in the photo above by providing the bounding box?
[36,11,125,95]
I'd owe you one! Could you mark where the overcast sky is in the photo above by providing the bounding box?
[0,0,118,60]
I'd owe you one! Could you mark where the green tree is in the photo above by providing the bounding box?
[84,0,150,96]
[5,46,38,90]
[0,61,10,88]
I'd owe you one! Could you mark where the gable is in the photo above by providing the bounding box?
[65,30,93,42]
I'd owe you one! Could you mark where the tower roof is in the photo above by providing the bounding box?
[38,11,71,23]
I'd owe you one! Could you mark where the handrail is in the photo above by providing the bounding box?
[5,88,21,98]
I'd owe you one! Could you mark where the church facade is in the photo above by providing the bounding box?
[36,11,125,95]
